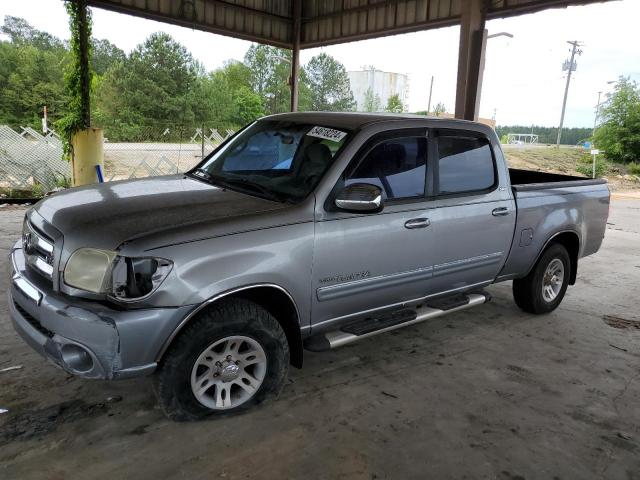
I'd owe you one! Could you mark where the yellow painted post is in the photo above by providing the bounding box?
[71,128,104,186]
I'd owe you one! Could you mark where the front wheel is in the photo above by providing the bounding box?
[513,243,571,314]
[153,298,289,421]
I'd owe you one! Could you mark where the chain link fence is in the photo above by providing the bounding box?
[102,125,234,181]
[0,124,235,194]
[0,126,70,193]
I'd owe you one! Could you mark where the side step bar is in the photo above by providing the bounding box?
[304,291,490,352]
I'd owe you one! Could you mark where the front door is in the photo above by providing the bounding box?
[311,132,437,328]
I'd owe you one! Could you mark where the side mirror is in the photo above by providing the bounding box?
[335,183,383,212]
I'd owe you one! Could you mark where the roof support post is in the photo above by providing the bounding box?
[77,0,92,127]
[290,0,301,112]
[455,0,488,121]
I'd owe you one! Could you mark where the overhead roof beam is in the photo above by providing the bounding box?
[85,0,293,48]
[85,0,612,50]
[207,0,291,22]
[301,0,404,23]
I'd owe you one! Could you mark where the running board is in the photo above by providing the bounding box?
[304,292,490,352]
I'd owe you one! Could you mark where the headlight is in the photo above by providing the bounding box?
[64,248,172,300]
[110,256,172,300]
[64,248,117,293]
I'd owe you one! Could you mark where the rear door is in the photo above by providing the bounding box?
[311,129,437,327]
[429,130,516,293]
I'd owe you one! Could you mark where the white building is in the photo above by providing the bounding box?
[347,69,410,112]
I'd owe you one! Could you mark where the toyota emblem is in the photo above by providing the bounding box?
[22,232,33,254]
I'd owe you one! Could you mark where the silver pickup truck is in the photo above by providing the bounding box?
[9,113,609,420]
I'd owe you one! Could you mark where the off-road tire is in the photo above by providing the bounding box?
[513,243,571,314]
[153,298,289,421]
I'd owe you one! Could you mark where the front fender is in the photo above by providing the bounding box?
[143,222,314,327]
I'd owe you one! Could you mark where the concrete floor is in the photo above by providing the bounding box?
[0,200,639,480]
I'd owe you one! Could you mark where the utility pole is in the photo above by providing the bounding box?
[42,106,48,134]
[427,76,434,114]
[289,0,301,112]
[556,40,583,147]
[592,91,602,139]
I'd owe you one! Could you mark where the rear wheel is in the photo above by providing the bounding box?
[153,298,289,421]
[513,243,571,314]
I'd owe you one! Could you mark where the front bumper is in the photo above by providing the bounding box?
[9,246,193,380]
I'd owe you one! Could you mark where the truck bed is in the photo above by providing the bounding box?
[509,168,607,192]
[497,168,610,283]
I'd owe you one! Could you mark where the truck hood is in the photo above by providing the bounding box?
[33,175,293,252]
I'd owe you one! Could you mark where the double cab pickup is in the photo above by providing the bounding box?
[9,113,610,420]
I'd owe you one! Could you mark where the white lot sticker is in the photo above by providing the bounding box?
[307,126,347,143]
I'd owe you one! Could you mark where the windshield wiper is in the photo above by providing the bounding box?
[217,177,283,202]
[189,169,286,202]
[188,168,214,182]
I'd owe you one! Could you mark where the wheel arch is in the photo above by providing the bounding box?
[156,284,304,368]
[530,230,580,285]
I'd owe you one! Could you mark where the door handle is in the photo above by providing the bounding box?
[492,207,510,216]
[404,218,431,229]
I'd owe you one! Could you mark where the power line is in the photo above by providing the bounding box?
[556,40,583,146]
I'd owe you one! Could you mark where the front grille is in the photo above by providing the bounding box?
[13,301,54,338]
[22,220,55,281]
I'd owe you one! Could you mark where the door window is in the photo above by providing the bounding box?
[346,137,427,200]
[437,136,495,194]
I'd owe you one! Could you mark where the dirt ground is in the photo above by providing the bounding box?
[0,200,639,480]
[503,146,640,192]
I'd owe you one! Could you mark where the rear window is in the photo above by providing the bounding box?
[437,136,495,194]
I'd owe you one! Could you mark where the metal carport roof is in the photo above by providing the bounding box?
[83,0,612,119]
[86,0,610,49]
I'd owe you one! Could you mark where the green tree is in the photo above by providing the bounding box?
[1,15,65,52]
[91,38,125,75]
[243,44,292,114]
[385,93,404,113]
[296,68,313,112]
[304,53,355,112]
[217,60,266,124]
[232,86,265,124]
[93,32,201,137]
[593,77,640,163]
[0,44,68,127]
[191,70,236,126]
[190,62,264,127]
[495,125,592,145]
[362,87,381,112]
[0,17,68,128]
[219,60,253,90]
[244,44,275,98]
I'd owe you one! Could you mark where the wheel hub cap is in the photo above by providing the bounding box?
[190,335,267,410]
[220,362,240,382]
[542,258,564,302]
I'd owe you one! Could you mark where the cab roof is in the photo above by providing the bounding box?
[263,112,481,131]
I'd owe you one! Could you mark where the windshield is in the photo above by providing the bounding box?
[191,121,351,203]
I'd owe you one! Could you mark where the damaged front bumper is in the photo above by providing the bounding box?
[9,246,192,380]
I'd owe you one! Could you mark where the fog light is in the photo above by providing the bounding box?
[60,344,94,373]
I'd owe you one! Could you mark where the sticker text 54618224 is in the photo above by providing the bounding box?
[307,126,347,143]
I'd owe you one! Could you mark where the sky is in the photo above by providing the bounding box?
[1,0,639,127]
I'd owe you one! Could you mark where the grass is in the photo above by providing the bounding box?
[628,162,640,176]
[503,147,588,175]
[0,187,41,199]
[502,145,639,189]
